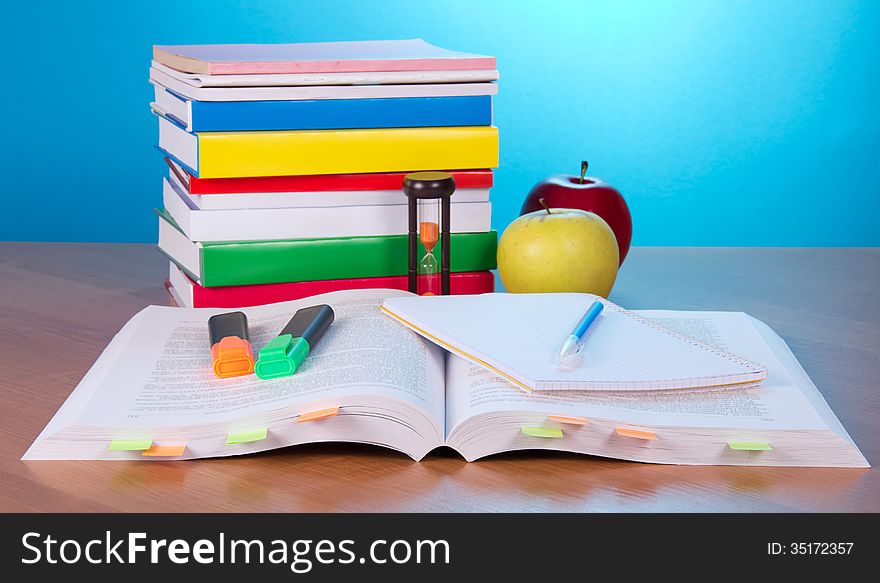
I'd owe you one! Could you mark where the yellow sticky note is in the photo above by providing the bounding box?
[728,441,772,451]
[108,439,153,451]
[227,428,268,445]
[299,406,340,423]
[615,427,657,440]
[142,444,187,457]
[547,415,589,426]
[521,427,564,439]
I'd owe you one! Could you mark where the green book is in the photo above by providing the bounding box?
[157,209,497,287]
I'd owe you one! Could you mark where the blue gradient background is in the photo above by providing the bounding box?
[1,0,878,245]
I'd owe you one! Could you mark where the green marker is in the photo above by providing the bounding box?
[255,305,335,380]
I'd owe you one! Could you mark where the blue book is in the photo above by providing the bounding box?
[151,86,492,132]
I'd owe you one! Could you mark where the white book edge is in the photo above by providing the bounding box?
[189,188,490,210]
[158,116,198,171]
[149,67,499,102]
[167,263,194,308]
[151,60,500,88]
[156,212,202,281]
[167,169,490,209]
[152,86,193,131]
[163,178,492,242]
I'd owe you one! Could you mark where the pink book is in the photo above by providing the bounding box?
[167,264,495,308]
[153,39,496,75]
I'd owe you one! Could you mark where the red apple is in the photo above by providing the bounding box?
[520,161,632,265]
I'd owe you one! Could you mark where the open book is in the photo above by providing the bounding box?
[24,289,867,467]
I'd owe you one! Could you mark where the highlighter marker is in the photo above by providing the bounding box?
[255,305,334,380]
[208,311,254,378]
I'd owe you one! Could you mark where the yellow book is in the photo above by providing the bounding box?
[158,116,499,178]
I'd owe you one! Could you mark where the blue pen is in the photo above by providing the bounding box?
[558,301,604,363]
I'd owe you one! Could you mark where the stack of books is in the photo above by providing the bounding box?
[150,39,500,308]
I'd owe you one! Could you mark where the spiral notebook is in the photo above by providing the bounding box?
[381,293,769,392]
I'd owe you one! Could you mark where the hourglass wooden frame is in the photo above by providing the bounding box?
[402,172,455,295]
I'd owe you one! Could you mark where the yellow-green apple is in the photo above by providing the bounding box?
[498,202,619,296]
[521,161,632,265]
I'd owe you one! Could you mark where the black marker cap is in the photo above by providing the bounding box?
[208,311,250,347]
[281,304,335,347]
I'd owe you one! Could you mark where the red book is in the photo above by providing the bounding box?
[169,159,493,194]
[167,266,495,308]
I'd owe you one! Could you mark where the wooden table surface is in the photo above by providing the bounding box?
[1,243,877,512]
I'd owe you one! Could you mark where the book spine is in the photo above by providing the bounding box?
[190,95,492,132]
[188,271,495,308]
[200,231,498,287]
[187,168,494,194]
[197,126,499,178]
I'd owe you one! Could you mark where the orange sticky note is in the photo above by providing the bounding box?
[616,427,657,440]
[142,444,187,457]
[298,406,340,423]
[547,415,589,426]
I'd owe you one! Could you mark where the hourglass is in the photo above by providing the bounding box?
[403,171,455,295]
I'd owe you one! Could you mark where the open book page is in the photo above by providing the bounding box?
[445,311,831,436]
[444,311,869,466]
[24,289,446,459]
[747,315,863,451]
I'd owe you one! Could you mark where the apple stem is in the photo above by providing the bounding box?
[580,160,589,184]
[538,198,552,214]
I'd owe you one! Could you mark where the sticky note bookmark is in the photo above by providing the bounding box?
[728,441,772,451]
[226,428,268,445]
[108,439,153,451]
[615,427,657,440]
[298,406,340,423]
[521,427,564,439]
[547,415,589,426]
[142,444,187,457]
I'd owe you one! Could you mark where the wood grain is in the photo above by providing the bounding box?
[1,243,877,512]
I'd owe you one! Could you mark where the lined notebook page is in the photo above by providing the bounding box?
[382,293,768,391]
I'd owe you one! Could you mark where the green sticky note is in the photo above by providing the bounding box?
[227,428,268,445]
[521,427,564,439]
[728,441,772,451]
[108,439,153,451]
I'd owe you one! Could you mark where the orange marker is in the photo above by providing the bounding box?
[208,311,254,378]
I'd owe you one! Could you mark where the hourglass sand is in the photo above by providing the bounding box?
[403,172,455,295]
[418,199,441,295]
